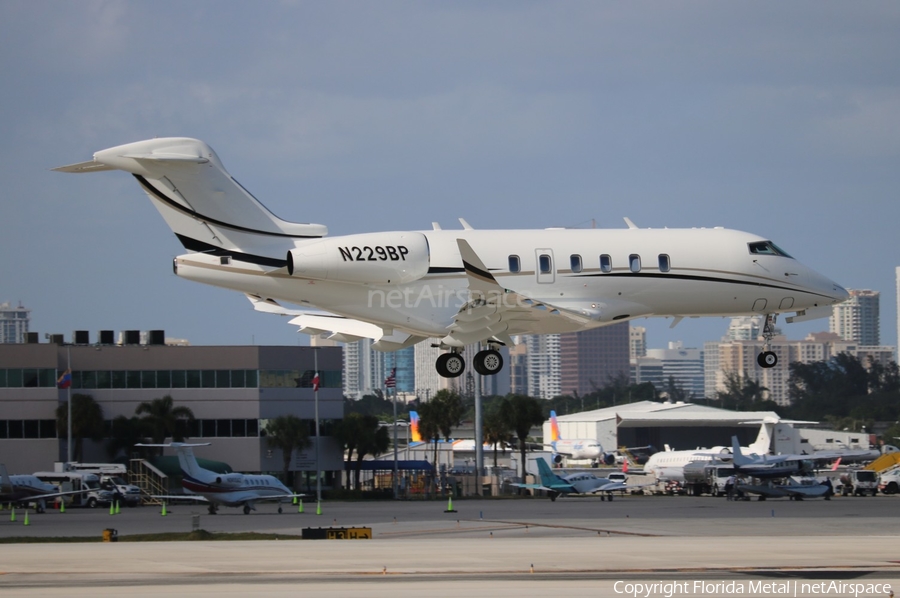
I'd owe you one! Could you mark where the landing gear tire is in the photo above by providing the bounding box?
[278,506,283,514]
[473,349,503,376]
[436,353,465,378]
[757,351,778,368]
[243,504,251,515]
[208,504,218,515]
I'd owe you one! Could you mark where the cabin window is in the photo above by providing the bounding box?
[570,254,582,273]
[658,254,670,272]
[600,254,612,273]
[748,240,793,258]
[539,254,552,274]
[508,255,521,273]
[629,254,641,273]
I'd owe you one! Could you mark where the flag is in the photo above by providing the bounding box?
[385,367,396,389]
[57,369,72,389]
[312,372,320,392]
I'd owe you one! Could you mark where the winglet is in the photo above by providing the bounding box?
[456,239,502,294]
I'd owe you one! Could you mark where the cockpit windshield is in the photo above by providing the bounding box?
[748,241,793,259]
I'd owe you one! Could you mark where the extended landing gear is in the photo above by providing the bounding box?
[208,504,218,515]
[243,504,252,515]
[757,314,779,369]
[435,348,505,378]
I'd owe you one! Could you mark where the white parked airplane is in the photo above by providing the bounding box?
[545,411,615,465]
[137,443,299,514]
[55,138,848,377]
[642,418,781,482]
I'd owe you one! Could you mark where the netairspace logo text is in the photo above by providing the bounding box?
[613,580,892,597]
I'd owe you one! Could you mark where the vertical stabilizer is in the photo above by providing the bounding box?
[409,411,422,443]
[535,457,562,487]
[731,436,752,467]
[748,420,775,455]
[172,443,204,479]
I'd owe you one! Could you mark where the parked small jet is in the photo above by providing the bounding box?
[137,443,299,514]
[545,411,615,465]
[55,137,848,379]
[642,419,778,482]
[0,464,88,513]
[514,457,637,501]
[736,477,830,501]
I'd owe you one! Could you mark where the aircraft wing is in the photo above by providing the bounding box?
[443,240,608,348]
[246,294,426,350]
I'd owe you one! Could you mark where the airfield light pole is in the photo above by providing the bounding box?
[66,345,72,464]
[314,349,321,503]
[474,344,483,497]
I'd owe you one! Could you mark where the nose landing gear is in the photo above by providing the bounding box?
[757,314,779,369]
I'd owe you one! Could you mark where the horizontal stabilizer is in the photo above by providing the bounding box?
[52,160,117,173]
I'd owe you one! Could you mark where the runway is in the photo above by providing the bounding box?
[2,495,898,596]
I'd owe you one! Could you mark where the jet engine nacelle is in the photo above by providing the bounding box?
[287,232,430,284]
[552,454,564,464]
[215,474,243,487]
[602,453,616,466]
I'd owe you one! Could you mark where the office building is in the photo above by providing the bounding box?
[831,289,880,346]
[0,336,344,480]
[0,301,30,344]
[559,323,630,397]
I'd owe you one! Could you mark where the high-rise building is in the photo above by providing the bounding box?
[559,323,630,397]
[383,346,415,393]
[896,267,899,361]
[831,289,880,346]
[522,334,561,400]
[341,338,386,399]
[632,342,704,399]
[629,326,646,360]
[0,302,30,344]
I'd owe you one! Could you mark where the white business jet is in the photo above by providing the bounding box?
[137,443,298,514]
[55,138,848,377]
[0,464,89,513]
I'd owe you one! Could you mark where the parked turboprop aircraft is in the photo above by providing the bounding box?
[0,464,88,512]
[514,457,641,501]
[545,411,615,465]
[55,138,848,377]
[137,443,299,514]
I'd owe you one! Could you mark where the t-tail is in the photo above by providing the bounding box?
[53,138,328,266]
[748,420,775,455]
[137,442,210,480]
[535,456,563,487]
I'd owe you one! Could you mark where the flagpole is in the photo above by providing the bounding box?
[314,348,321,503]
[392,361,398,500]
[66,345,72,464]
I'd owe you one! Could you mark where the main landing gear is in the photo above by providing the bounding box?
[757,313,778,369]
[435,347,504,378]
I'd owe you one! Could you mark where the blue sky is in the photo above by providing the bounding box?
[2,1,898,351]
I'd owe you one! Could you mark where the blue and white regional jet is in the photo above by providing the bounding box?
[55,137,848,377]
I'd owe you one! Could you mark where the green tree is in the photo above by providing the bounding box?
[56,393,105,462]
[135,395,195,447]
[482,403,513,470]
[333,413,366,489]
[353,415,390,491]
[264,415,312,487]
[499,394,545,482]
[716,372,771,411]
[105,415,147,460]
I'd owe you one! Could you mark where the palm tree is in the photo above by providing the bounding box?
[333,413,366,489]
[105,415,147,460]
[264,415,311,487]
[353,415,390,491]
[499,394,545,483]
[482,403,513,470]
[56,393,105,462]
[135,395,195,449]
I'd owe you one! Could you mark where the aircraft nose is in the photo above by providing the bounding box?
[808,267,849,305]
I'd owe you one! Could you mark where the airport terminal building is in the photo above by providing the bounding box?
[0,335,344,486]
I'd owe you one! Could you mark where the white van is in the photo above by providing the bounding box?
[63,463,143,506]
[32,471,115,508]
